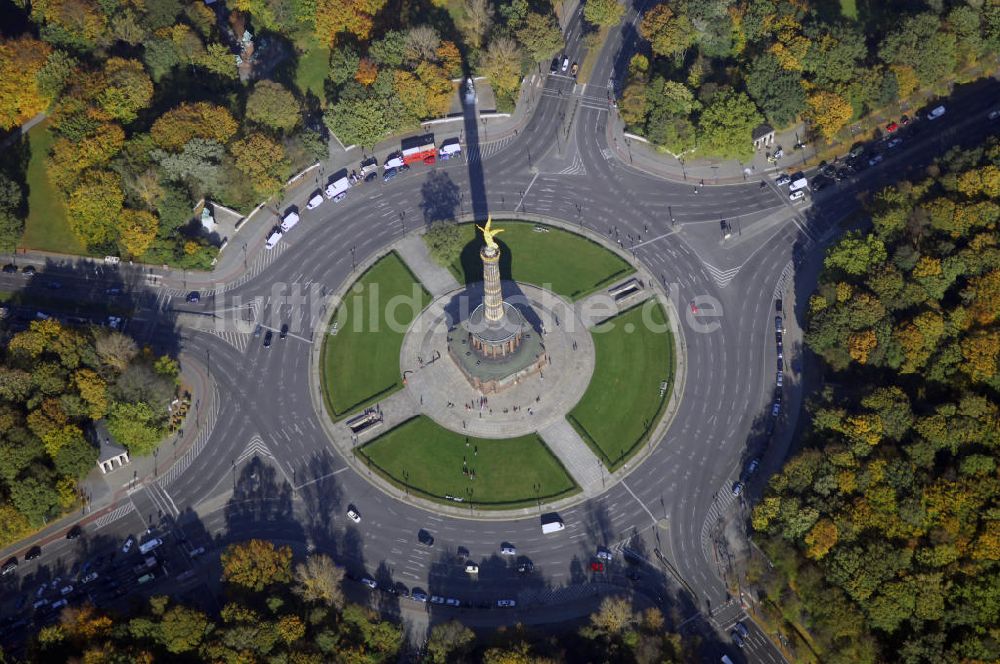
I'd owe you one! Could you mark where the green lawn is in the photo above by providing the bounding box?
[438,221,634,301]
[295,45,330,103]
[320,252,430,418]
[22,123,88,255]
[569,302,674,470]
[357,416,578,508]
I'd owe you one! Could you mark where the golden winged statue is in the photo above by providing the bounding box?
[477,216,504,250]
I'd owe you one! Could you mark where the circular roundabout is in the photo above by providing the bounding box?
[315,219,680,513]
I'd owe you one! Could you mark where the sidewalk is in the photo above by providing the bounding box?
[0,351,217,561]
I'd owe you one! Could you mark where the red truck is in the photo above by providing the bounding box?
[401,134,437,166]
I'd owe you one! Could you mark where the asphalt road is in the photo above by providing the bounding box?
[1,2,998,660]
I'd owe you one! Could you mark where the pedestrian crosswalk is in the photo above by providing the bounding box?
[159,383,220,488]
[465,134,517,165]
[93,502,135,530]
[142,481,180,519]
[223,241,289,292]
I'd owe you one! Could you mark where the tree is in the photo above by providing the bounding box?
[229,133,290,196]
[246,81,301,133]
[639,4,694,58]
[158,605,211,653]
[480,36,523,96]
[152,138,225,191]
[404,26,441,62]
[458,0,494,49]
[106,401,162,456]
[66,170,124,248]
[806,90,853,141]
[583,596,636,637]
[745,53,806,127]
[151,102,238,151]
[355,58,378,86]
[324,98,386,148]
[29,0,108,51]
[9,476,60,525]
[802,23,867,86]
[292,554,345,608]
[426,620,475,664]
[52,433,97,479]
[519,12,564,62]
[199,43,238,79]
[424,221,464,267]
[584,0,625,27]
[48,123,125,182]
[315,0,388,44]
[0,37,54,130]
[879,13,958,85]
[824,232,888,276]
[95,331,138,373]
[144,37,181,82]
[118,209,159,258]
[96,58,153,123]
[222,540,293,592]
[696,89,762,160]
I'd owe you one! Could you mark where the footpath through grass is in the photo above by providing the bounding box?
[569,302,675,470]
[357,416,578,508]
[22,123,87,256]
[320,252,430,419]
[442,221,633,301]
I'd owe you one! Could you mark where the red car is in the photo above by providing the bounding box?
[885,121,899,133]
[590,561,605,572]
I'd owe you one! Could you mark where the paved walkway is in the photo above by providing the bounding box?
[537,418,604,497]
[395,234,460,298]
[574,280,653,328]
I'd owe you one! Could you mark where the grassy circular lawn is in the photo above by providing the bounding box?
[357,416,579,508]
[568,302,675,471]
[437,221,634,301]
[321,252,430,419]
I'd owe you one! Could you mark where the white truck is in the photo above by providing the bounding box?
[788,174,809,192]
[279,212,299,233]
[438,140,462,160]
[324,176,351,201]
[265,230,283,250]
[541,519,565,534]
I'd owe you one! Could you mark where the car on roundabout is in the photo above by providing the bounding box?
[500,543,516,556]
[121,537,134,554]
[361,576,377,590]
[465,563,479,574]
[346,506,361,523]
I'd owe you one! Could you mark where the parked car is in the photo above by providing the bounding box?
[789,190,805,201]
[732,481,745,497]
[2,264,17,273]
[411,589,428,602]
[1,557,17,575]
[927,105,946,120]
[25,546,41,561]
[66,525,82,540]
[497,599,516,608]
[774,174,791,186]
[885,121,899,133]
[22,265,36,276]
[445,597,461,607]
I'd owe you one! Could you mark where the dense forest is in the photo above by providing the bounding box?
[751,138,1000,663]
[620,0,1000,158]
[0,0,567,262]
[0,320,179,548]
[15,538,696,663]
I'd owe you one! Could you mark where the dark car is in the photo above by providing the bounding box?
[364,171,377,183]
[279,324,288,339]
[263,331,273,348]
[382,168,398,182]
[25,546,41,561]
[66,525,82,540]
[516,558,534,574]
[2,264,17,273]
[185,291,200,303]
[22,265,36,276]
[417,529,435,546]
[775,298,782,313]
[550,57,560,73]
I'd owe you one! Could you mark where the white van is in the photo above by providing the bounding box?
[279,212,299,232]
[324,177,351,200]
[383,155,405,171]
[265,230,283,250]
[541,520,565,534]
[788,175,808,192]
[138,538,162,555]
[306,194,324,210]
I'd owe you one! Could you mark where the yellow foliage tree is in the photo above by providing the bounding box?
[0,504,32,548]
[960,330,999,383]
[151,102,238,151]
[966,269,1000,325]
[0,37,53,130]
[957,165,1000,199]
[912,256,942,278]
[118,208,159,258]
[74,368,108,419]
[891,65,919,98]
[56,475,77,508]
[806,91,853,140]
[48,123,125,184]
[355,58,377,86]
[848,329,877,364]
[229,133,289,196]
[804,518,839,559]
[315,0,387,44]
